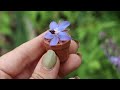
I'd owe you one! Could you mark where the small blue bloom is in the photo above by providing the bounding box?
[109,56,120,65]
[101,38,120,69]
[109,56,120,69]
[44,21,72,46]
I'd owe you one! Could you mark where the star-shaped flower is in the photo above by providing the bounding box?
[44,21,72,46]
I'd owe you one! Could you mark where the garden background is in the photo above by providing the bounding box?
[0,11,120,79]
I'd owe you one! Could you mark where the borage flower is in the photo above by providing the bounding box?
[108,56,120,68]
[101,38,120,70]
[44,21,72,46]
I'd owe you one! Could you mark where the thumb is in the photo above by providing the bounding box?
[30,50,60,79]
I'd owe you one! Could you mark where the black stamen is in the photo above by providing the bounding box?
[50,30,55,34]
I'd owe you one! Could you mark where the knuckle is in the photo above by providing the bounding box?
[31,72,44,79]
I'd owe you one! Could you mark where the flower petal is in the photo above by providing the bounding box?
[50,35,59,46]
[44,32,54,39]
[49,21,58,30]
[58,32,71,41]
[58,21,70,31]
[109,56,120,65]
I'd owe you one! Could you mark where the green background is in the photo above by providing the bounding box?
[0,11,120,79]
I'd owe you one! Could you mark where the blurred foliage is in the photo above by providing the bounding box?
[0,11,120,79]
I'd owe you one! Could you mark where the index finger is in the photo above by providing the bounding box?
[0,31,46,77]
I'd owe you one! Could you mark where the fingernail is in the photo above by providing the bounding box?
[74,40,80,48]
[42,50,57,69]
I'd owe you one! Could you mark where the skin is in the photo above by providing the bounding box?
[0,31,82,79]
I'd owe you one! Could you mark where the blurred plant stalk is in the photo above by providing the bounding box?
[9,11,36,48]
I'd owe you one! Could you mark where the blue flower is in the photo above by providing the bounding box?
[109,56,120,69]
[44,21,72,46]
[109,56,120,65]
[101,38,120,69]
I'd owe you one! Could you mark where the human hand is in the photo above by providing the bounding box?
[0,32,82,79]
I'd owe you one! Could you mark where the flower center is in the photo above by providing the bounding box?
[54,29,60,34]
[50,28,60,34]
[50,30,55,34]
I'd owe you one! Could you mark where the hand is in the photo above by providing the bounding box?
[0,32,82,79]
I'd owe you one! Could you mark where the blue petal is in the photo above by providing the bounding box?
[44,32,54,39]
[109,56,120,65]
[49,21,58,30]
[58,32,71,41]
[50,35,59,46]
[58,21,70,31]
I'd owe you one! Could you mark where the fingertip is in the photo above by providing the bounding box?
[72,54,82,68]
[31,50,60,79]
[68,54,82,69]
[59,54,82,77]
[69,40,79,54]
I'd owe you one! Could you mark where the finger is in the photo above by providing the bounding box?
[69,40,79,54]
[0,30,79,78]
[59,54,82,77]
[0,70,12,79]
[15,40,79,79]
[0,32,47,77]
[30,50,60,79]
[13,40,79,79]
[14,59,39,79]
